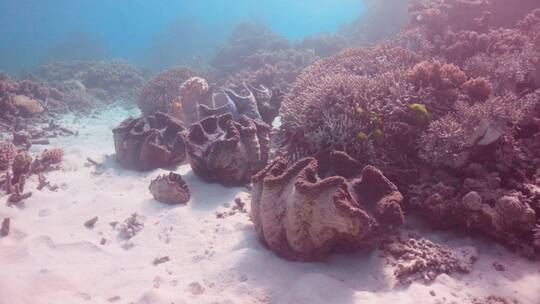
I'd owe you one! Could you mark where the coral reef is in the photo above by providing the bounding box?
[149,172,190,204]
[1,144,64,204]
[137,67,193,115]
[0,73,63,121]
[33,59,145,104]
[112,112,187,171]
[211,23,290,73]
[186,114,270,186]
[276,45,426,186]
[211,23,316,92]
[275,1,540,258]
[250,150,404,261]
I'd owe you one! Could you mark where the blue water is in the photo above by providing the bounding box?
[0,0,364,74]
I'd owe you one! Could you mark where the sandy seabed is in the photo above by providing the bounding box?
[1,106,539,304]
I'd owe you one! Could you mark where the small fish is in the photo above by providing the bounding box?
[371,128,384,140]
[407,103,431,126]
[356,131,368,141]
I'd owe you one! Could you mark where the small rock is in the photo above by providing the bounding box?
[1,218,10,237]
[429,290,436,297]
[492,261,506,272]
[84,216,99,229]
[100,238,107,245]
[153,256,170,266]
[187,282,205,295]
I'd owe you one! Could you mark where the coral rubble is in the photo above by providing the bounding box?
[250,150,404,261]
[112,112,187,171]
[382,237,477,284]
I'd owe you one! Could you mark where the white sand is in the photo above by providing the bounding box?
[1,106,539,304]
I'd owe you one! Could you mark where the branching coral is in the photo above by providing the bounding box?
[298,33,349,58]
[33,59,145,104]
[419,93,536,168]
[186,114,270,186]
[211,23,290,73]
[251,150,404,261]
[277,45,428,186]
[112,112,187,171]
[275,2,540,260]
[137,67,193,115]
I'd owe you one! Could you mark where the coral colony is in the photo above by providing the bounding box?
[1,1,540,302]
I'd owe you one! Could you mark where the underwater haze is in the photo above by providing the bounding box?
[0,0,364,74]
[2,1,540,303]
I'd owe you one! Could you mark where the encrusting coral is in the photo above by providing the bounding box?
[112,112,187,171]
[250,150,404,261]
[186,113,270,186]
[149,172,190,205]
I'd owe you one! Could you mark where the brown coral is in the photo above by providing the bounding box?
[113,112,187,171]
[186,114,270,186]
[250,150,404,261]
[149,172,190,204]
[137,67,193,115]
[40,148,64,165]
